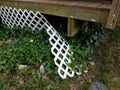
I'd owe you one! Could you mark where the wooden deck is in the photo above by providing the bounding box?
[0,0,112,23]
[0,0,120,36]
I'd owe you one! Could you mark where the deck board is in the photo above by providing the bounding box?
[13,0,111,10]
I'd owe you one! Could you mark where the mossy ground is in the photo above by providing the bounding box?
[94,26,120,90]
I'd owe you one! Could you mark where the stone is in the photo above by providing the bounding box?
[39,64,45,74]
[18,65,27,70]
[88,81,109,90]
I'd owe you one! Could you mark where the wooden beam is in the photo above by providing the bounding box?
[106,0,120,29]
[0,0,120,29]
[67,18,89,37]
[0,0,111,24]
[67,18,81,37]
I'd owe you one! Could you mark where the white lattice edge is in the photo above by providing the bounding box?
[0,6,75,79]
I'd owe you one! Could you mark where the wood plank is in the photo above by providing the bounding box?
[0,0,111,24]
[14,0,111,10]
[106,0,120,29]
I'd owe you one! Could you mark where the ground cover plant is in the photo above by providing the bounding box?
[0,24,52,72]
[0,21,102,89]
[0,20,119,90]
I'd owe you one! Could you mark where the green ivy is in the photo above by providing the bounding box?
[0,22,105,79]
[0,25,53,73]
[63,22,105,74]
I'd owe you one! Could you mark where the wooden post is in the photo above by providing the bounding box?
[67,18,81,37]
[67,18,89,37]
[106,0,120,29]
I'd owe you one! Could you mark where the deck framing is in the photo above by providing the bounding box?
[107,0,120,29]
[0,0,120,36]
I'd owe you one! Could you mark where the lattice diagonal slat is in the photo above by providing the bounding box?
[0,6,75,79]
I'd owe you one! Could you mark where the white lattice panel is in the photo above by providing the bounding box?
[0,6,75,79]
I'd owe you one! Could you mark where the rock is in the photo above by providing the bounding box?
[39,64,45,74]
[84,70,88,73]
[6,38,12,43]
[18,65,27,70]
[88,81,109,90]
[90,62,95,66]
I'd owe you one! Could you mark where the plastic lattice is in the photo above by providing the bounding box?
[0,6,74,79]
